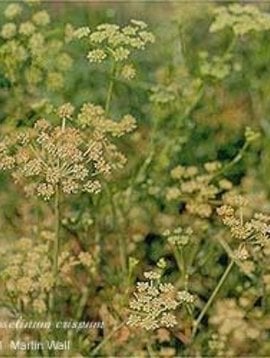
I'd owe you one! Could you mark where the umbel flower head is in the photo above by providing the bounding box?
[1,236,53,315]
[217,195,270,260]
[0,1,73,121]
[163,226,193,247]
[0,2,70,83]
[210,4,270,36]
[1,234,99,315]
[4,4,23,19]
[0,102,136,200]
[198,51,240,80]
[166,161,233,218]
[74,19,155,80]
[127,270,195,330]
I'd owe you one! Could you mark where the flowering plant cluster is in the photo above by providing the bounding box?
[0,1,73,121]
[0,103,136,200]
[210,4,270,35]
[128,270,194,330]
[1,235,99,316]
[0,1,270,357]
[75,19,154,72]
[166,161,233,217]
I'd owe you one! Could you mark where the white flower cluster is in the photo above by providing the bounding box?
[127,271,195,330]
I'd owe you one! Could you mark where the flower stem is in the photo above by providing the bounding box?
[49,184,61,316]
[103,61,127,273]
[105,62,116,115]
[67,286,90,347]
[61,117,66,132]
[105,182,127,273]
[174,247,188,289]
[90,322,125,356]
[212,142,249,181]
[191,260,234,339]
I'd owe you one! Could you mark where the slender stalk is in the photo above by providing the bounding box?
[49,184,61,315]
[67,287,90,349]
[105,62,116,115]
[174,247,187,289]
[179,248,187,288]
[105,183,126,273]
[90,322,125,356]
[212,142,249,181]
[48,116,65,315]
[118,234,127,274]
[146,342,155,357]
[103,61,127,273]
[191,260,234,339]
[75,286,89,321]
[61,117,66,132]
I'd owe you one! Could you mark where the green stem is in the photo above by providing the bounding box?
[76,286,90,321]
[212,142,249,181]
[118,234,127,274]
[192,260,234,339]
[90,322,125,356]
[61,117,66,132]
[105,62,116,115]
[104,66,127,273]
[180,248,186,285]
[49,185,61,316]
[68,286,90,347]
[146,342,155,357]
[217,237,256,281]
[174,247,187,288]
[105,183,126,273]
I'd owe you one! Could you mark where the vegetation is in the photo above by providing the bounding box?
[0,1,270,356]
